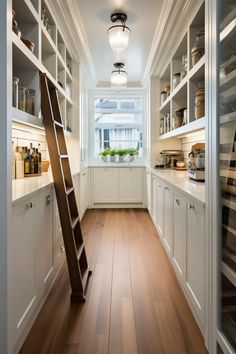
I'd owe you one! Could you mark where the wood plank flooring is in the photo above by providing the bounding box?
[20,209,208,354]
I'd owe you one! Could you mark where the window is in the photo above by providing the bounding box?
[94,97,144,158]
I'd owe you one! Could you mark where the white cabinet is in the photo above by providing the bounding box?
[119,168,143,203]
[80,168,89,217]
[163,183,173,255]
[93,167,143,205]
[152,173,158,225]
[150,174,205,330]
[146,168,151,211]
[9,186,55,351]
[156,178,164,238]
[36,188,54,294]
[93,168,119,203]
[186,200,204,325]
[9,195,38,349]
[173,192,186,279]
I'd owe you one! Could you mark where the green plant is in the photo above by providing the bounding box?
[128,147,138,156]
[110,149,117,156]
[117,148,128,156]
[98,148,110,157]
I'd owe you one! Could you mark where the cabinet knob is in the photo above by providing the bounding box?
[45,195,51,206]
[174,198,180,206]
[82,173,86,176]
[187,204,195,209]
[165,186,169,190]
[26,202,33,209]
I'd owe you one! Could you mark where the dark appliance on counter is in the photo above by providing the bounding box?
[155,150,184,169]
[187,143,205,181]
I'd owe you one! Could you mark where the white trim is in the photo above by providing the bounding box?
[0,1,11,353]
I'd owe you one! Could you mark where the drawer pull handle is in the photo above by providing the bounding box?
[82,173,86,176]
[165,186,169,190]
[26,202,33,209]
[60,246,65,252]
[188,204,195,209]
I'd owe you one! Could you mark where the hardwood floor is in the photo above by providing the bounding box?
[20,209,208,354]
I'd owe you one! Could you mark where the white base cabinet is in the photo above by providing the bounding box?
[80,168,89,217]
[145,168,151,212]
[9,186,65,353]
[151,172,205,331]
[92,167,143,205]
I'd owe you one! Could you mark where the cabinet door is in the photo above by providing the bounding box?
[37,187,54,292]
[119,168,143,203]
[93,168,119,203]
[146,168,151,211]
[80,168,89,217]
[186,200,204,324]
[163,183,173,255]
[152,174,158,225]
[9,196,38,345]
[173,193,186,278]
[156,178,164,238]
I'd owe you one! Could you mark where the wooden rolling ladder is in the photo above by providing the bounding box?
[40,72,91,302]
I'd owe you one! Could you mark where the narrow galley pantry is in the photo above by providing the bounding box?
[1,0,235,353]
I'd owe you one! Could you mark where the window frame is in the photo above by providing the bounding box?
[89,89,147,164]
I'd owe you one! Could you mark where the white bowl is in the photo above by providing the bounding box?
[176,161,185,168]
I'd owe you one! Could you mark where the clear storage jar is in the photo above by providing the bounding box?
[191,31,205,66]
[12,76,19,108]
[18,86,26,111]
[26,88,35,115]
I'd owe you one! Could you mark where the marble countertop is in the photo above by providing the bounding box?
[151,168,205,204]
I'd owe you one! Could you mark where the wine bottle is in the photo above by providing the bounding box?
[29,145,35,174]
[24,148,30,175]
[12,141,16,180]
[38,144,42,174]
[15,146,24,179]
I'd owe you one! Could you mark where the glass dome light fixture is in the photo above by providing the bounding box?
[108,12,131,53]
[111,63,128,89]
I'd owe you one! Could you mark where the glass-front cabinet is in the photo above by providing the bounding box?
[219,0,236,352]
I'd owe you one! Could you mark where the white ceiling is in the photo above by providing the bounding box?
[76,0,164,86]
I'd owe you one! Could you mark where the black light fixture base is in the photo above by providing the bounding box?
[110,12,127,23]
[114,62,125,69]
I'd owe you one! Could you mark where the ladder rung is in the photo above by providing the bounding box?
[77,243,85,260]
[54,120,64,128]
[65,186,74,196]
[59,155,68,159]
[71,216,80,229]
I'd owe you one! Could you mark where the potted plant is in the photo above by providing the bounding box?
[117,148,128,162]
[127,147,138,162]
[98,148,110,162]
[110,148,117,162]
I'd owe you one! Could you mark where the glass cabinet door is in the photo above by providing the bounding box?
[219,0,236,350]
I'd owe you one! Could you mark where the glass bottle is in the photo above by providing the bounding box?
[12,76,19,108]
[26,88,35,115]
[18,86,26,111]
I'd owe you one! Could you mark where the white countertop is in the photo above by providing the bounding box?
[12,169,81,205]
[151,168,205,204]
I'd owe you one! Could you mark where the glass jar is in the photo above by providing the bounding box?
[160,118,164,135]
[12,76,19,108]
[18,86,26,111]
[166,114,171,132]
[195,87,205,119]
[191,30,205,66]
[173,73,181,89]
[174,108,186,129]
[26,88,35,115]
[165,85,171,96]
[160,91,167,105]
[180,54,187,80]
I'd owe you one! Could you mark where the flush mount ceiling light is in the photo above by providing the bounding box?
[111,63,128,89]
[108,12,131,53]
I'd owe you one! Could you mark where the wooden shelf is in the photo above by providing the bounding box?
[159,117,205,140]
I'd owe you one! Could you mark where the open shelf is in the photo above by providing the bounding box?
[159,117,205,140]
